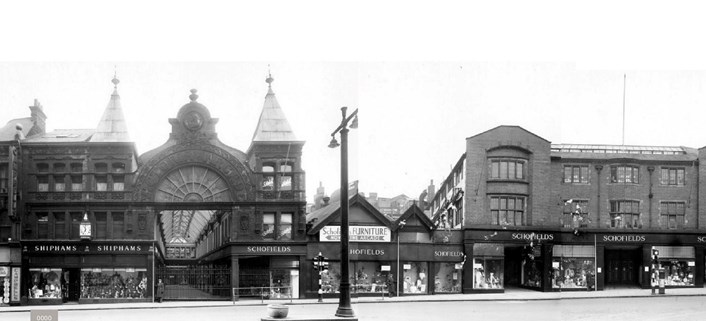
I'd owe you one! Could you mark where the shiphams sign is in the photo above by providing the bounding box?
[320,226,391,242]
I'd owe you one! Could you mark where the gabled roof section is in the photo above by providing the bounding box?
[394,203,435,233]
[90,75,131,142]
[466,125,550,143]
[251,73,299,142]
[307,193,393,235]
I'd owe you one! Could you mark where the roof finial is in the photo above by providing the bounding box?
[189,89,199,102]
[112,66,120,89]
[266,64,274,88]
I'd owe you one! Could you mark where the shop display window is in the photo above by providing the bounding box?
[29,268,62,298]
[80,268,148,299]
[659,260,694,286]
[522,259,543,288]
[319,262,389,294]
[402,262,428,294]
[473,257,503,289]
[433,262,462,293]
[551,258,595,290]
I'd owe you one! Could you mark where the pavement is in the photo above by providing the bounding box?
[2,286,705,313]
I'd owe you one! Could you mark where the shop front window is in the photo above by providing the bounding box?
[29,268,62,298]
[320,262,389,294]
[551,258,595,290]
[433,262,463,293]
[402,262,428,294]
[80,268,148,299]
[473,257,503,289]
[659,260,694,286]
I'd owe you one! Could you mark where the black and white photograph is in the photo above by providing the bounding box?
[2,1,706,320]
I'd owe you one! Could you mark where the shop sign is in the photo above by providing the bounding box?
[602,235,646,242]
[0,267,8,277]
[246,246,292,253]
[434,250,464,258]
[26,244,149,254]
[696,236,706,243]
[349,248,384,256]
[511,232,554,241]
[11,267,19,302]
[381,265,390,271]
[320,226,391,242]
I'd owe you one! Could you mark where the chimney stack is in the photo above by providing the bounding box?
[28,99,47,137]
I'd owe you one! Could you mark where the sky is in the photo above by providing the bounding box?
[3,1,706,204]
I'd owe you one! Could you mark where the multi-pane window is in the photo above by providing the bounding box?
[490,196,525,226]
[95,212,107,239]
[610,165,639,184]
[54,163,65,191]
[112,163,125,191]
[37,163,49,191]
[0,163,8,192]
[563,165,589,184]
[279,162,293,191]
[261,163,275,191]
[70,163,83,191]
[610,200,641,229]
[54,212,66,238]
[36,212,49,238]
[112,213,124,238]
[279,213,293,240]
[660,168,685,186]
[95,163,108,191]
[489,159,526,180]
[660,201,686,229]
[262,213,275,239]
[70,212,83,239]
[562,200,589,228]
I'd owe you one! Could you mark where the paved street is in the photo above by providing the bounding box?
[3,295,706,321]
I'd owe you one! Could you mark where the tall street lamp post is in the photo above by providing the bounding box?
[396,220,406,296]
[328,106,358,318]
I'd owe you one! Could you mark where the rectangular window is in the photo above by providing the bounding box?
[660,168,686,186]
[96,175,108,191]
[54,175,65,191]
[37,212,49,238]
[262,213,275,239]
[54,212,66,239]
[112,212,124,238]
[112,163,125,173]
[0,163,7,192]
[71,175,83,191]
[279,213,293,240]
[660,201,686,229]
[261,176,274,191]
[609,200,641,229]
[95,212,107,239]
[610,165,639,184]
[279,175,292,191]
[564,165,590,184]
[37,176,49,192]
[490,196,525,226]
[70,212,82,239]
[562,200,589,228]
[489,159,526,180]
[113,175,125,191]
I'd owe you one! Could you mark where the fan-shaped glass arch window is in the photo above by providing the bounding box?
[154,166,232,202]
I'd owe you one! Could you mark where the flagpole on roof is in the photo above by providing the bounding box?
[622,73,626,145]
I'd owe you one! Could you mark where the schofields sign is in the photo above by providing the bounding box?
[511,232,554,241]
[320,226,391,242]
[602,235,646,242]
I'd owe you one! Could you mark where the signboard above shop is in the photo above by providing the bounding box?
[319,225,391,242]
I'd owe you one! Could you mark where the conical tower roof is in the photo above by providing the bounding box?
[90,75,131,142]
[251,73,298,142]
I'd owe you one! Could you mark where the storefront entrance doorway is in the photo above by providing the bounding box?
[63,268,80,302]
[504,246,522,287]
[605,248,641,287]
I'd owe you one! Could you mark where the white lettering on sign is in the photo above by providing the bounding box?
[97,245,142,252]
[511,232,554,241]
[434,250,464,257]
[247,246,292,253]
[697,236,706,243]
[349,248,385,256]
[320,226,391,242]
[11,267,20,302]
[602,235,646,242]
[33,245,77,252]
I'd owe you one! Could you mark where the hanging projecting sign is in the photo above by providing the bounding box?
[320,226,391,242]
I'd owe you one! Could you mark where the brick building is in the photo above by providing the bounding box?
[429,125,706,293]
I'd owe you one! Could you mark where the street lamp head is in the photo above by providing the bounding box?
[349,114,358,129]
[328,136,340,148]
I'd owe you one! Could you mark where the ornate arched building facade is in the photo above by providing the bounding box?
[15,74,306,305]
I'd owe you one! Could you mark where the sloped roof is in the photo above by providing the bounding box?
[90,77,131,142]
[394,203,435,233]
[24,129,95,143]
[307,193,393,235]
[251,76,298,142]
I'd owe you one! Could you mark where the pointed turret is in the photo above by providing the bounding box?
[90,74,131,142]
[251,73,298,142]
